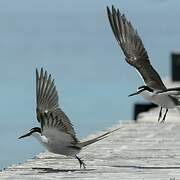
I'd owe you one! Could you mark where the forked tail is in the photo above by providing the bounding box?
[77,127,121,148]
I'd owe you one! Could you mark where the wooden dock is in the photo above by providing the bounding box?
[1,117,180,180]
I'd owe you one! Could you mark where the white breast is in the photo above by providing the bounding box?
[140,90,175,109]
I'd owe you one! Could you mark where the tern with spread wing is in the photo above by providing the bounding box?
[107,6,180,122]
[19,68,120,168]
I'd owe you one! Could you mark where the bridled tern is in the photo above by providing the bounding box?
[19,68,120,168]
[107,6,180,122]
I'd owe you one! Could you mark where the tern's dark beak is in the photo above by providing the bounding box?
[18,132,31,139]
[128,91,140,97]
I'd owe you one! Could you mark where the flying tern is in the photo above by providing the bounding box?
[107,6,180,122]
[19,68,120,168]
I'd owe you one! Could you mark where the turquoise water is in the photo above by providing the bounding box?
[0,0,180,170]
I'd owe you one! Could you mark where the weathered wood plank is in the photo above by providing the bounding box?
[1,120,180,179]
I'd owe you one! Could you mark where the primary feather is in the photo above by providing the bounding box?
[36,68,78,142]
[107,6,166,90]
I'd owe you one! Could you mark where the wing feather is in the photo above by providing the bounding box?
[107,6,166,90]
[36,68,78,142]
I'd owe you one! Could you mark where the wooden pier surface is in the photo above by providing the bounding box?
[1,119,180,180]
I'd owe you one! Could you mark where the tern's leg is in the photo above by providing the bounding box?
[158,107,163,122]
[75,155,86,169]
[160,109,168,123]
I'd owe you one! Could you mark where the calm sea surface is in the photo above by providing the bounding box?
[0,0,180,169]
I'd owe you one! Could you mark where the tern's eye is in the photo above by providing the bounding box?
[146,86,153,92]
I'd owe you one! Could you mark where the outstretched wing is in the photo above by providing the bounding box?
[107,6,166,90]
[36,68,78,142]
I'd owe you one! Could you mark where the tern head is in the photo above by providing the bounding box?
[18,127,41,139]
[128,85,154,97]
